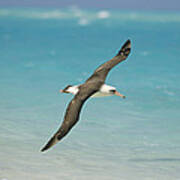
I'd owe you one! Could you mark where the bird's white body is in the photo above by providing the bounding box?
[92,84,116,97]
[66,84,116,97]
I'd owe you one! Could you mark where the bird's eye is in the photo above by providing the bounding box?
[110,89,116,93]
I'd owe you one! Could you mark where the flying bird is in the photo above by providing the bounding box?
[41,39,131,152]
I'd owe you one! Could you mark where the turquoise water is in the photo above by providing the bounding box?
[0,8,180,180]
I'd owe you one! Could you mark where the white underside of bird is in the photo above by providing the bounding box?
[62,84,125,98]
[92,84,116,97]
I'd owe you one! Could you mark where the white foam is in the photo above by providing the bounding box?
[97,11,110,19]
[1,9,180,23]
[78,18,89,26]
[27,11,67,19]
[0,9,67,19]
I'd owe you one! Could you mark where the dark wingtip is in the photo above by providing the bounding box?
[41,143,51,152]
[40,136,58,152]
[117,39,131,57]
[41,145,48,152]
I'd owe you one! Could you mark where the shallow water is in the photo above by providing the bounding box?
[0,8,180,180]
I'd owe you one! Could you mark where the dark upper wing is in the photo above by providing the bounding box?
[41,84,98,152]
[86,39,131,83]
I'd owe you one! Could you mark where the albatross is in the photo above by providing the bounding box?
[41,39,131,152]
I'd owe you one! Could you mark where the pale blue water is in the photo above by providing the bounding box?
[0,8,180,180]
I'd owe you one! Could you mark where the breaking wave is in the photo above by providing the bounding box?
[0,8,180,23]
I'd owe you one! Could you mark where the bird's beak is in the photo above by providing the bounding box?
[114,91,126,99]
[60,89,69,93]
[60,89,64,93]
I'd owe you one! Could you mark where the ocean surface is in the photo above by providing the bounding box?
[0,8,180,180]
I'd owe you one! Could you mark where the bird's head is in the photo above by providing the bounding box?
[60,85,79,95]
[109,89,126,99]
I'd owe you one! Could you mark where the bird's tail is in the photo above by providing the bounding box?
[117,39,131,57]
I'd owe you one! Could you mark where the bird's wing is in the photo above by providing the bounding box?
[41,85,98,152]
[86,39,131,83]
